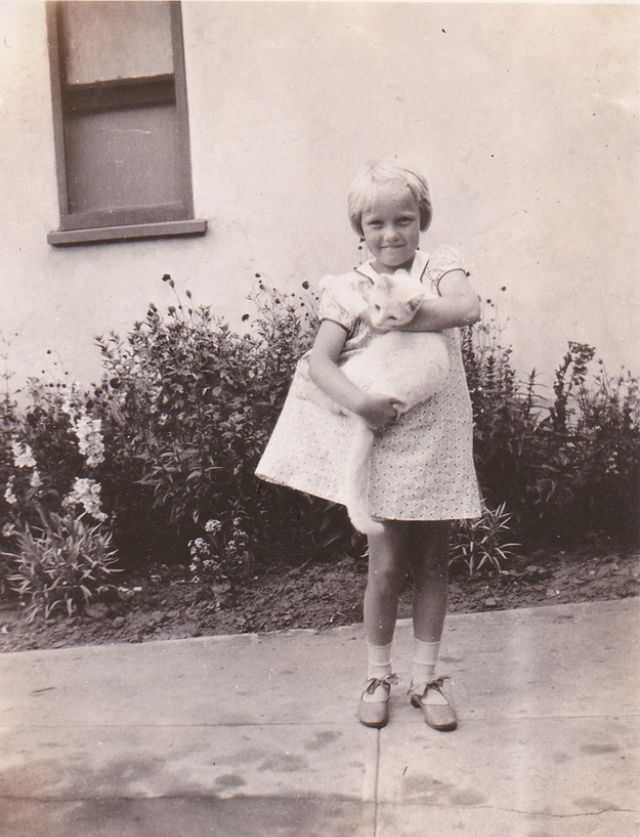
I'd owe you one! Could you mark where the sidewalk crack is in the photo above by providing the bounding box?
[372,731,381,837]
[377,800,640,818]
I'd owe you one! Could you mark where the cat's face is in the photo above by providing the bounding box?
[361,271,424,330]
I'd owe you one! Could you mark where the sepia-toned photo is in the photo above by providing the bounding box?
[1,2,638,834]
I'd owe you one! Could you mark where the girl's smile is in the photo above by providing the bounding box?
[361,187,421,272]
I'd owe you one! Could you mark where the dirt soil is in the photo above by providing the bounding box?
[1,545,639,653]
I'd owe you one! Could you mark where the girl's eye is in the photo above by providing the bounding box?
[374,305,381,312]
[388,315,398,321]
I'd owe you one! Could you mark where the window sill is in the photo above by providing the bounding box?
[47,218,207,247]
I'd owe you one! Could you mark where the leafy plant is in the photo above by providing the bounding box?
[450,501,520,576]
[0,530,13,598]
[3,509,120,622]
[2,273,638,606]
[463,314,640,542]
[0,359,20,529]
[462,313,541,523]
[94,273,329,570]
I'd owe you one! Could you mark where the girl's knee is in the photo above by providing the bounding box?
[421,538,449,566]
[410,525,450,584]
[415,556,449,585]
[368,561,406,596]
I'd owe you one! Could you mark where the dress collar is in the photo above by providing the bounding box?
[354,249,430,283]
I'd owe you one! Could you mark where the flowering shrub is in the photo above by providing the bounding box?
[0,380,119,618]
[63,477,107,521]
[65,403,105,467]
[92,273,339,575]
[187,517,251,586]
[1,383,109,522]
[1,274,638,611]
[464,317,640,541]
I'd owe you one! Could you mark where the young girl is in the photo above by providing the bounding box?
[256,160,481,730]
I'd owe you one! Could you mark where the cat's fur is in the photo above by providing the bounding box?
[333,270,450,535]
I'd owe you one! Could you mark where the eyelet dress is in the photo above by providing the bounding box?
[255,246,481,522]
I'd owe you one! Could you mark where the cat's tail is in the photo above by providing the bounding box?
[345,421,384,537]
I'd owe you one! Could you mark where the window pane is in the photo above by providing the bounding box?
[62,1,173,85]
[64,104,183,212]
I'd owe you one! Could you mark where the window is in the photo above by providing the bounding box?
[46,0,206,245]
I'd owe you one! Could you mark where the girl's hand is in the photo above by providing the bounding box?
[397,270,481,331]
[357,394,404,430]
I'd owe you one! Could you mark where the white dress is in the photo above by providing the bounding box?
[255,247,482,522]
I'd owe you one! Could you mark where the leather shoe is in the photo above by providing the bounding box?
[409,677,458,731]
[358,675,396,728]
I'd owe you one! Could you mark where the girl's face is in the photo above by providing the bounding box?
[361,186,421,272]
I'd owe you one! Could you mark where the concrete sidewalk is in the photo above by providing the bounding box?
[0,599,639,837]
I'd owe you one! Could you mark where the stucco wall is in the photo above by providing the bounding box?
[1,1,638,391]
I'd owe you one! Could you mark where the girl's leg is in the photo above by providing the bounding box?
[408,521,450,645]
[406,521,457,730]
[364,521,410,648]
[358,521,409,727]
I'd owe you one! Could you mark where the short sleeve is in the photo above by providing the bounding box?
[427,246,465,295]
[317,274,361,332]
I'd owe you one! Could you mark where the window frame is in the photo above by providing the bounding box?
[45,0,206,246]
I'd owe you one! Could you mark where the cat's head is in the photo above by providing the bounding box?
[359,270,425,330]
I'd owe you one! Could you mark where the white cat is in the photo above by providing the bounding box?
[330,270,450,535]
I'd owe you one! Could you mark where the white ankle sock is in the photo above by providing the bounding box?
[412,638,440,687]
[367,641,392,680]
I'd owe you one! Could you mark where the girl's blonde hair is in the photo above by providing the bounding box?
[347,160,432,236]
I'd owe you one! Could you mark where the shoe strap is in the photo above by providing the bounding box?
[408,675,450,699]
[365,673,398,695]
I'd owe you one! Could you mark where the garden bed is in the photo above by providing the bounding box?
[2,281,638,655]
[1,543,638,653]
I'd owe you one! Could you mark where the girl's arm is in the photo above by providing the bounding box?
[399,269,481,332]
[308,320,401,428]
